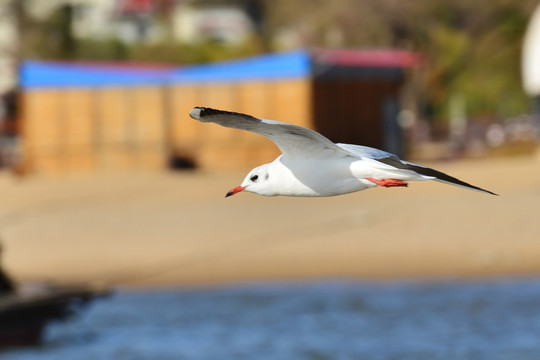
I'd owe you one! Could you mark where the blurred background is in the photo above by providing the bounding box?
[1,0,540,359]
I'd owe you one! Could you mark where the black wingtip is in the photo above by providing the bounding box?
[190,107,256,121]
[190,107,226,121]
[190,107,219,120]
[191,107,221,118]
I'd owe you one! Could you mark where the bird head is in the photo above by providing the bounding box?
[226,164,274,197]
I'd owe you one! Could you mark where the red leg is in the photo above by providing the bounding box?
[366,177,408,187]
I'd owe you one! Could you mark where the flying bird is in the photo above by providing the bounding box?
[190,107,497,197]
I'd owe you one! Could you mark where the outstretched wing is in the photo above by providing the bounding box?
[190,107,352,159]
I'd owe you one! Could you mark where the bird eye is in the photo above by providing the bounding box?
[250,175,259,182]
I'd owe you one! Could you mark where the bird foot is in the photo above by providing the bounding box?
[366,177,408,187]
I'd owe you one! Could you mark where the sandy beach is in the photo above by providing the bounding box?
[0,155,539,288]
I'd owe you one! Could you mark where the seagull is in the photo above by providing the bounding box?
[190,107,497,197]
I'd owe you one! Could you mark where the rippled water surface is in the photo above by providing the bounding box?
[4,279,540,360]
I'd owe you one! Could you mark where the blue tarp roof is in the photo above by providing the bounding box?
[20,50,311,89]
[20,49,420,89]
[171,50,310,83]
[19,61,173,88]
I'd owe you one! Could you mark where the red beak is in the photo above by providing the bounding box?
[225,186,246,197]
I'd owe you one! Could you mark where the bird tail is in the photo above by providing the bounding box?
[402,162,498,196]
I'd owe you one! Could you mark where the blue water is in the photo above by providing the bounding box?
[4,279,540,360]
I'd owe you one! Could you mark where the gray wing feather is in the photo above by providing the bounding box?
[336,143,398,160]
[190,107,352,158]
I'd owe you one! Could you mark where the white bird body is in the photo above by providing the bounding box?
[189,107,497,197]
[260,155,369,197]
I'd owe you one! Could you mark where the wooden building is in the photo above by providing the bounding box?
[18,49,420,174]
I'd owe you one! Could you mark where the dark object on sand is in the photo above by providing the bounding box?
[0,241,110,347]
[0,282,110,347]
[0,267,15,294]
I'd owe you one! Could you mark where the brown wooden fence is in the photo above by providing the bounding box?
[20,79,311,174]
